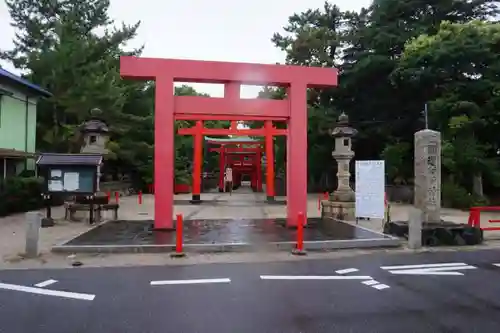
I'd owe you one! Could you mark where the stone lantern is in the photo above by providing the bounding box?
[80,108,109,154]
[80,108,109,193]
[321,112,358,220]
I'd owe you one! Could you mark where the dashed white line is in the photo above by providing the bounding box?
[362,280,379,286]
[372,284,390,290]
[493,264,500,268]
[361,279,390,290]
[34,279,58,288]
[150,278,231,285]
[0,282,95,301]
[260,275,372,280]
[335,268,359,275]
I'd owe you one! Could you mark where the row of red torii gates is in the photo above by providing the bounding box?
[120,55,338,229]
[178,120,286,199]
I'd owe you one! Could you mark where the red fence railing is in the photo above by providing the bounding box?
[468,206,500,231]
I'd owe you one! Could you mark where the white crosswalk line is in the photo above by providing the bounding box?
[381,263,476,276]
[150,278,231,285]
[362,280,379,286]
[381,263,468,270]
[335,268,359,275]
[372,284,390,290]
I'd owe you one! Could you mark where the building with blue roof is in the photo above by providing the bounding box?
[0,67,52,179]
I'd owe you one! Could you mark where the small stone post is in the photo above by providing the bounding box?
[25,212,42,258]
[408,208,423,249]
[414,129,441,222]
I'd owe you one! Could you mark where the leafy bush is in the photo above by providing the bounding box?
[442,181,489,209]
[175,168,191,184]
[0,177,45,216]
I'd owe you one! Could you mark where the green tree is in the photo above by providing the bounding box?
[1,0,143,154]
[269,0,500,197]
[393,20,500,198]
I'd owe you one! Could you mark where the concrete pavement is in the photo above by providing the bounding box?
[1,249,500,332]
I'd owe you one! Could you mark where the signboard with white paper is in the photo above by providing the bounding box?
[355,160,385,219]
[63,172,80,191]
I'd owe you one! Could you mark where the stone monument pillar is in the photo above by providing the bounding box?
[414,129,441,222]
[321,113,358,221]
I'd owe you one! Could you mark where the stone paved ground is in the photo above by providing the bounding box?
[1,187,499,270]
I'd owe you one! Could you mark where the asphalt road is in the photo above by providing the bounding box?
[1,249,500,333]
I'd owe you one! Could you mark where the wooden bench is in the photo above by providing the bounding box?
[65,202,119,223]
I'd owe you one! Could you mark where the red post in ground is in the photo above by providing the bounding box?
[115,191,120,204]
[171,214,186,257]
[264,120,275,201]
[191,120,203,203]
[138,190,142,205]
[292,212,306,255]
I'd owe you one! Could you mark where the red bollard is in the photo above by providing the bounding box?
[170,214,186,258]
[115,191,120,204]
[292,212,307,255]
[138,190,142,205]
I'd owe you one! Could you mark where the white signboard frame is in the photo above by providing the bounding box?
[355,160,385,219]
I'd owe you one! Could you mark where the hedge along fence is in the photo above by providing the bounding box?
[0,177,45,217]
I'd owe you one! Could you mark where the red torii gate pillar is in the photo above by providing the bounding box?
[218,146,226,192]
[191,120,203,203]
[264,120,275,200]
[120,56,337,229]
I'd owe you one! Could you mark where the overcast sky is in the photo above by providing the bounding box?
[0,0,370,97]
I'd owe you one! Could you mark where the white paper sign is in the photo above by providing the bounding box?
[355,160,385,219]
[50,169,62,178]
[63,172,80,191]
[48,180,63,192]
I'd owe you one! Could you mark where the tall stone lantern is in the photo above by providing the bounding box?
[80,108,109,154]
[80,108,109,193]
[321,112,358,221]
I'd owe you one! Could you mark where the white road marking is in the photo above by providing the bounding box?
[381,262,468,270]
[150,278,231,285]
[372,284,390,290]
[34,279,58,288]
[260,275,372,280]
[493,264,500,267]
[362,280,379,286]
[335,268,359,275]
[0,282,95,301]
[381,263,476,276]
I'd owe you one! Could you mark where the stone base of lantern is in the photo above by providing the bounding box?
[321,200,355,221]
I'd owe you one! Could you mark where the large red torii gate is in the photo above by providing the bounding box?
[120,56,338,229]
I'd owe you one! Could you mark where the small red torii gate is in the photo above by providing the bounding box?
[120,56,338,229]
[209,142,263,193]
[178,120,286,200]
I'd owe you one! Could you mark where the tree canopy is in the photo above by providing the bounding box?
[1,0,226,188]
[3,0,500,207]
